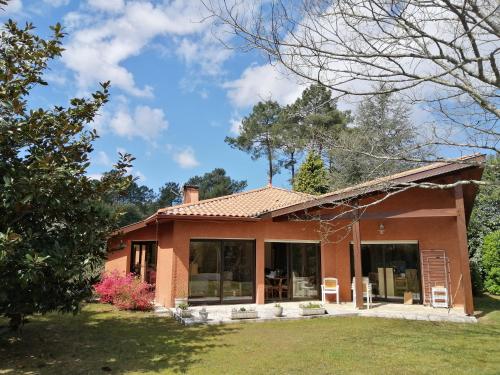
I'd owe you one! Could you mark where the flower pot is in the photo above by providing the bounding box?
[199,310,209,322]
[230,310,258,320]
[299,307,326,316]
[273,306,283,317]
[176,308,192,318]
[174,297,188,307]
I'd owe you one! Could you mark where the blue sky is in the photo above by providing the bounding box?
[3,0,307,191]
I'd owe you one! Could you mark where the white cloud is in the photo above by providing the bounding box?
[132,169,146,183]
[173,147,199,169]
[62,1,212,97]
[87,173,103,180]
[229,117,242,135]
[176,32,232,77]
[95,150,112,166]
[110,104,169,142]
[4,0,22,14]
[224,64,303,108]
[43,0,69,7]
[87,0,124,13]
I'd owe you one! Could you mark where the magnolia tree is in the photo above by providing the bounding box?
[0,18,134,329]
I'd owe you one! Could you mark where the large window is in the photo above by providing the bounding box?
[189,239,255,304]
[265,242,320,301]
[350,242,421,303]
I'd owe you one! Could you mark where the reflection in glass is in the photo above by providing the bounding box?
[265,242,320,301]
[222,241,254,301]
[188,240,255,304]
[189,241,221,303]
[350,243,421,302]
[291,243,319,299]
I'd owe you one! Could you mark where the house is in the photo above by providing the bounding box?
[106,154,485,315]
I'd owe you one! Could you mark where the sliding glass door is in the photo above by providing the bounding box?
[265,242,321,301]
[189,239,255,304]
[350,243,421,303]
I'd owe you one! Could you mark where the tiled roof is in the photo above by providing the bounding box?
[157,186,314,218]
[264,154,485,217]
[321,154,483,200]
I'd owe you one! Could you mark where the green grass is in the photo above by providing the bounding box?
[1,295,499,375]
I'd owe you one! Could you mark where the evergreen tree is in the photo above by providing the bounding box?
[186,168,247,200]
[329,87,427,188]
[157,182,182,208]
[225,101,282,184]
[290,84,349,155]
[468,155,500,294]
[293,152,329,195]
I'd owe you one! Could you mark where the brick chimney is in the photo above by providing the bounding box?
[183,184,199,204]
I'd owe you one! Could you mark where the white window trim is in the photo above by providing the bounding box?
[349,240,419,245]
[265,239,321,244]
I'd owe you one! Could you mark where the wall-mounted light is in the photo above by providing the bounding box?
[378,223,385,235]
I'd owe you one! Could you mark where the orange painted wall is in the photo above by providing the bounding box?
[106,186,471,309]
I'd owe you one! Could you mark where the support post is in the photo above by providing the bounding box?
[256,238,265,304]
[454,184,474,315]
[352,219,364,309]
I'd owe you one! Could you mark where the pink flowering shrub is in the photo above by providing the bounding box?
[94,271,154,311]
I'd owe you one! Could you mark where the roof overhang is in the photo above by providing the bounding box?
[262,154,486,219]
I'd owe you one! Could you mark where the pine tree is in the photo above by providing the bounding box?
[293,152,329,195]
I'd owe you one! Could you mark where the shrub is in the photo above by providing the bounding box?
[94,271,154,311]
[482,230,500,295]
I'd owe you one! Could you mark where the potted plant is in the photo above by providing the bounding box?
[230,306,258,320]
[299,302,326,316]
[174,289,188,307]
[176,302,192,318]
[273,303,283,317]
[199,307,209,322]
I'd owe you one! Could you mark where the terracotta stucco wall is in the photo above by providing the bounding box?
[106,185,471,309]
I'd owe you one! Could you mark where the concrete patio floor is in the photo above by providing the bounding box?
[156,301,477,325]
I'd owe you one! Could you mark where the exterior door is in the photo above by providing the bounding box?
[350,242,422,303]
[265,242,321,301]
[188,239,255,304]
[130,242,157,285]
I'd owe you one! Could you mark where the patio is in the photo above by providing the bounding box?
[158,301,477,325]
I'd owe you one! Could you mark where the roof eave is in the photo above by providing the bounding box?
[264,154,486,219]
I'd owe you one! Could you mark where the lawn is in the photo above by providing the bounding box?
[1,296,499,375]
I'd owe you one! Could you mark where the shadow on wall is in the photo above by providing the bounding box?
[0,303,240,374]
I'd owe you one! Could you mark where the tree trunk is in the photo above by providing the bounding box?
[8,313,24,332]
[268,152,273,185]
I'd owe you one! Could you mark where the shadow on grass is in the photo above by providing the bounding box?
[474,293,500,321]
[0,304,240,374]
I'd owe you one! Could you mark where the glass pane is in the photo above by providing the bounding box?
[189,241,220,303]
[384,244,421,301]
[363,244,385,299]
[145,243,157,285]
[131,244,142,275]
[350,243,421,301]
[222,241,254,301]
[264,243,289,301]
[291,243,319,299]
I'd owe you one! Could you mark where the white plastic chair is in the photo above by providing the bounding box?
[351,277,372,309]
[321,278,339,304]
[431,286,449,308]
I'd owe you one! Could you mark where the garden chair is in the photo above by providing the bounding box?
[321,278,339,304]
